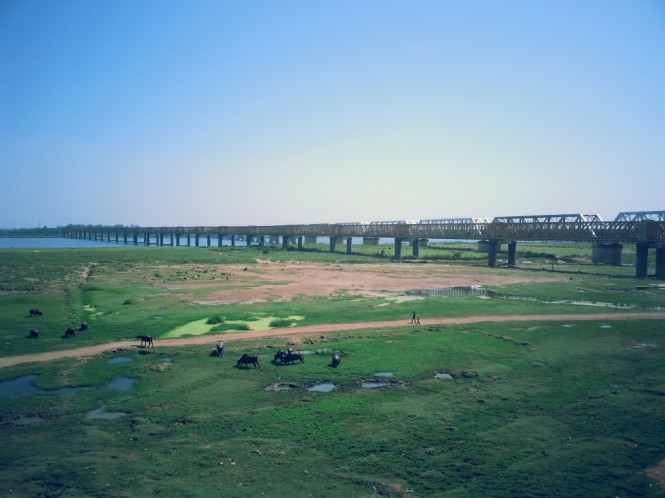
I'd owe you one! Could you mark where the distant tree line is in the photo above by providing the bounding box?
[0,224,140,237]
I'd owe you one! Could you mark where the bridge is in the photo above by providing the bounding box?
[62,211,665,279]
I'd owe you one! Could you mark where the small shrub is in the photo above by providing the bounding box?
[269,319,295,328]
[122,298,133,305]
[207,315,224,324]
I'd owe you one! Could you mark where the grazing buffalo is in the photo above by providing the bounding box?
[79,322,88,331]
[64,328,76,338]
[137,335,154,347]
[29,309,43,317]
[283,352,304,364]
[216,341,224,357]
[27,329,39,339]
[237,354,260,368]
[273,350,288,363]
[331,354,341,367]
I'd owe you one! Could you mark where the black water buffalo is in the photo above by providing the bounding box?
[216,341,224,357]
[64,328,76,338]
[137,335,154,347]
[273,350,288,363]
[27,329,39,339]
[331,354,341,367]
[79,322,88,331]
[283,352,304,364]
[237,354,260,368]
[29,309,43,317]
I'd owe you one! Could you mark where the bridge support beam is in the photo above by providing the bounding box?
[329,236,337,253]
[636,243,649,279]
[394,238,402,260]
[282,236,289,249]
[508,241,517,267]
[231,235,235,247]
[297,236,303,250]
[412,238,420,257]
[346,237,353,254]
[656,246,665,280]
[487,239,501,268]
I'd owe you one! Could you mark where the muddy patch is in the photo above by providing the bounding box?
[86,400,128,420]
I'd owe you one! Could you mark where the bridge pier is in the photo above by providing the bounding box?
[412,238,420,257]
[346,237,353,254]
[298,236,303,250]
[656,246,665,280]
[636,243,649,278]
[282,236,289,249]
[330,236,337,253]
[487,239,501,268]
[231,235,236,247]
[508,241,517,266]
[394,238,402,260]
[592,242,623,266]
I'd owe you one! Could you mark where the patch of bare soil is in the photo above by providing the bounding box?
[157,260,566,304]
[646,459,665,490]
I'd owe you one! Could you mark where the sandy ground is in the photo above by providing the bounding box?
[159,260,567,304]
[2,312,665,369]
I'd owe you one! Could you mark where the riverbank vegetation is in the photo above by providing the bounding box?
[0,244,664,496]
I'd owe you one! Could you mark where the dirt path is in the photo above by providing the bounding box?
[2,312,665,369]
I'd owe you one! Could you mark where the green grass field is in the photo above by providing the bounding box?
[1,244,664,497]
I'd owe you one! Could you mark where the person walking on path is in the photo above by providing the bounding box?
[411,311,416,324]
[416,316,421,325]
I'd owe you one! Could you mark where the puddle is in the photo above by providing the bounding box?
[105,376,134,392]
[0,375,92,398]
[435,373,454,380]
[361,382,389,389]
[307,383,336,392]
[107,356,132,364]
[600,324,612,329]
[562,324,576,328]
[373,372,394,377]
[13,416,45,425]
[86,401,128,420]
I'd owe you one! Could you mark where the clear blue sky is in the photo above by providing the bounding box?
[1,0,664,228]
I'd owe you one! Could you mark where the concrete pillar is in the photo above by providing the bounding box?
[123,232,128,244]
[145,232,150,246]
[260,235,265,247]
[282,236,289,249]
[487,239,500,268]
[412,238,420,257]
[133,232,138,245]
[170,234,175,246]
[346,237,353,254]
[508,241,517,267]
[636,243,649,279]
[218,234,223,247]
[298,236,303,250]
[195,234,200,247]
[655,246,665,280]
[245,235,251,246]
[231,235,236,247]
[394,238,402,260]
[329,236,337,253]
[159,233,164,246]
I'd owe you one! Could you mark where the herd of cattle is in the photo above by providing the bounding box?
[26,308,88,339]
[26,308,342,368]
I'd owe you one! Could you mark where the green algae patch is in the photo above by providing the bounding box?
[162,315,305,338]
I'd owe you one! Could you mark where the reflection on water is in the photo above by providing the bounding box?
[0,375,92,398]
[107,356,132,364]
[307,383,336,392]
[0,374,134,398]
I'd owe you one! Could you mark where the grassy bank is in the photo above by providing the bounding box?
[1,245,664,496]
